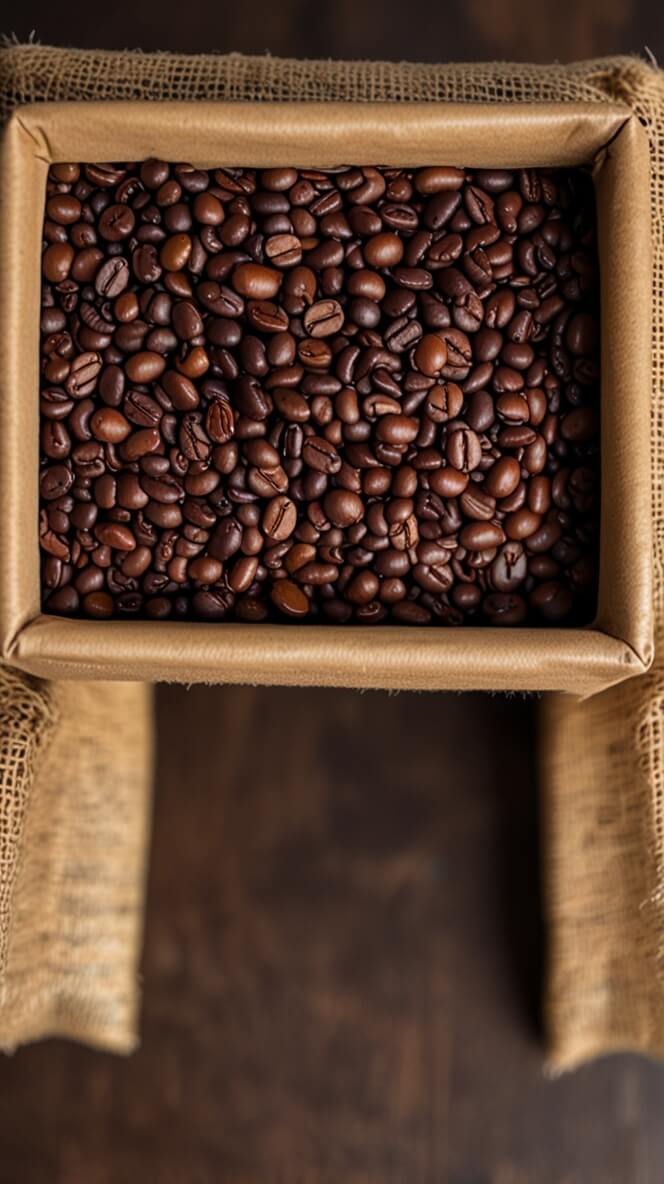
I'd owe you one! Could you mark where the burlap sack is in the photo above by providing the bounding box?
[0,674,153,1052]
[1,43,662,1065]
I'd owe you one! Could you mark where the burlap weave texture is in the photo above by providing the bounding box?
[1,43,662,1064]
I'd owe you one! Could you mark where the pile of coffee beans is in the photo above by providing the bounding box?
[39,160,600,625]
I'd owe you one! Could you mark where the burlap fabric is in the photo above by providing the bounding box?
[1,44,663,1065]
[0,676,153,1052]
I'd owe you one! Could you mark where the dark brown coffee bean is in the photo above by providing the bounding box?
[172,300,204,340]
[99,204,135,242]
[376,415,419,446]
[179,413,210,461]
[303,300,344,338]
[160,233,192,271]
[232,263,282,299]
[414,334,447,377]
[94,522,136,550]
[160,370,200,411]
[530,580,573,621]
[302,436,342,474]
[125,351,167,384]
[429,468,469,498]
[65,352,102,398]
[188,555,223,583]
[484,457,521,499]
[482,592,527,625]
[207,518,242,562]
[263,496,297,541]
[415,166,465,194]
[460,522,505,551]
[90,407,131,443]
[121,428,162,461]
[446,426,482,473]
[82,591,114,618]
[95,256,130,298]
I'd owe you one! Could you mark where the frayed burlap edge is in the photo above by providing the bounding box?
[0,44,649,118]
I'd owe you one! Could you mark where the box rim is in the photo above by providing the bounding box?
[0,98,653,691]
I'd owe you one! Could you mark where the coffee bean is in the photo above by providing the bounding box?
[160,233,192,271]
[40,161,599,624]
[414,334,447,377]
[121,428,161,461]
[530,580,573,621]
[125,351,167,383]
[65,351,102,398]
[94,522,136,551]
[484,457,521,499]
[392,600,432,624]
[263,495,297,541]
[446,426,482,473]
[228,554,259,593]
[99,204,135,242]
[232,263,282,300]
[460,487,496,521]
[172,300,204,340]
[248,301,289,334]
[505,508,542,540]
[364,233,404,268]
[490,542,528,592]
[179,412,211,461]
[415,166,465,194]
[323,489,364,528]
[95,256,130,298]
[124,390,163,428]
[376,415,419,446]
[205,398,234,443]
[191,588,233,619]
[482,593,527,625]
[160,370,200,411]
[302,436,342,474]
[270,579,309,617]
[265,235,302,268]
[188,556,223,583]
[140,473,184,504]
[90,408,131,443]
[460,522,505,551]
[429,468,469,498]
[303,300,344,338]
[82,591,114,618]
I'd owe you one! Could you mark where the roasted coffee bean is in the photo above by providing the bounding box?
[484,457,522,500]
[270,578,310,617]
[303,300,344,338]
[302,436,342,474]
[95,256,130,298]
[160,370,200,411]
[40,161,599,624]
[90,407,131,443]
[482,592,527,625]
[446,426,482,473]
[233,263,282,299]
[99,204,135,241]
[263,495,297,541]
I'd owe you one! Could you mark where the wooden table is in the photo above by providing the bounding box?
[1,3,663,1179]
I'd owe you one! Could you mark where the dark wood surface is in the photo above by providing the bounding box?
[4,686,664,1183]
[2,3,664,1180]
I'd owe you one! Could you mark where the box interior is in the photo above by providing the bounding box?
[0,100,653,691]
